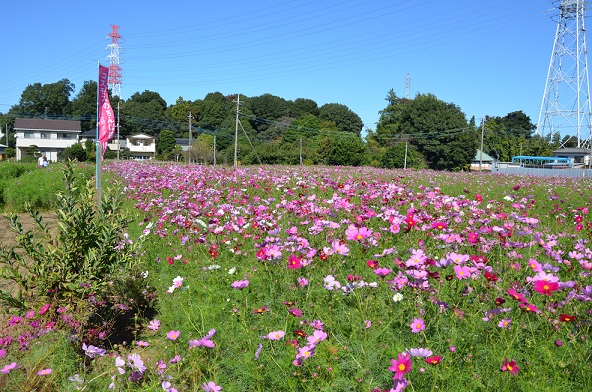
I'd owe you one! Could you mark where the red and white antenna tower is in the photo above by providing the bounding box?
[106,25,122,98]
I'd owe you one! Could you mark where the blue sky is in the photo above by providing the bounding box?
[1,1,561,134]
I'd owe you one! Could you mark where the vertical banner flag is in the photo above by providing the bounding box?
[98,65,115,156]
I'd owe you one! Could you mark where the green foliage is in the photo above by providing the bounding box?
[157,129,177,155]
[60,143,86,162]
[0,163,143,310]
[326,133,367,166]
[380,143,426,169]
[319,103,363,136]
[3,147,16,159]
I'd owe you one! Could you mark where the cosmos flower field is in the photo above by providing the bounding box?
[2,162,592,391]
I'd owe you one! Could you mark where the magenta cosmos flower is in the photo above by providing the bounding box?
[410,318,426,333]
[501,358,519,375]
[389,352,412,380]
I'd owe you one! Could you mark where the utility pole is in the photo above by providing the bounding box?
[5,124,8,147]
[234,94,240,169]
[213,135,217,165]
[188,112,193,164]
[404,141,408,169]
[300,138,303,166]
[480,117,484,171]
[116,101,120,160]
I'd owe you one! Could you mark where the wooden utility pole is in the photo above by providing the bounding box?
[213,135,217,165]
[300,138,303,165]
[234,95,240,169]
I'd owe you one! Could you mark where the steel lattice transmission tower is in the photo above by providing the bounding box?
[537,0,592,147]
[106,25,122,98]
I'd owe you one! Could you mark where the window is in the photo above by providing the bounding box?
[41,132,51,139]
[24,132,34,139]
[57,133,74,140]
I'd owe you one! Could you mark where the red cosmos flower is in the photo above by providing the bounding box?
[495,297,506,306]
[575,215,584,223]
[474,193,483,203]
[294,329,307,338]
[167,257,174,265]
[533,280,559,296]
[367,260,379,269]
[253,306,269,315]
[501,358,519,375]
[318,251,328,261]
[425,355,442,365]
[484,271,498,282]
[405,213,417,227]
[559,314,575,322]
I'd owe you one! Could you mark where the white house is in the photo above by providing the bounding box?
[126,133,156,160]
[14,118,80,162]
[79,129,127,152]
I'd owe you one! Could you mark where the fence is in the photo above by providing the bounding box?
[493,162,592,178]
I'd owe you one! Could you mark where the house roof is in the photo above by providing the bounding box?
[128,133,154,139]
[553,147,591,155]
[14,118,81,132]
[175,138,189,146]
[472,149,495,162]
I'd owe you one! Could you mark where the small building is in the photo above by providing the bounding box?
[175,138,190,152]
[0,143,6,160]
[14,118,81,162]
[470,149,495,171]
[126,133,156,160]
[79,129,127,152]
[553,147,591,166]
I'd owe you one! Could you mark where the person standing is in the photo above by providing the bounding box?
[37,154,44,168]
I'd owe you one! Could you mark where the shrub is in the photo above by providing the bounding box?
[0,162,146,310]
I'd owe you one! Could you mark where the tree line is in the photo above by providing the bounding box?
[0,78,568,170]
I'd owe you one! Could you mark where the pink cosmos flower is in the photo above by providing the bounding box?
[0,362,17,374]
[231,280,249,289]
[38,368,52,376]
[345,225,372,241]
[167,330,181,340]
[374,267,393,277]
[148,319,161,331]
[389,352,412,380]
[331,240,350,256]
[263,330,285,340]
[453,265,471,280]
[297,277,308,287]
[498,318,511,329]
[306,330,328,346]
[410,318,426,333]
[201,381,222,392]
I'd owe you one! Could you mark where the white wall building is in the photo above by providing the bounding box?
[126,133,156,160]
[14,118,80,162]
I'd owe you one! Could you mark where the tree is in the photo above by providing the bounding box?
[71,80,98,132]
[291,98,319,117]
[319,103,363,136]
[380,143,426,169]
[157,129,176,156]
[326,134,367,166]
[122,90,169,136]
[377,90,479,170]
